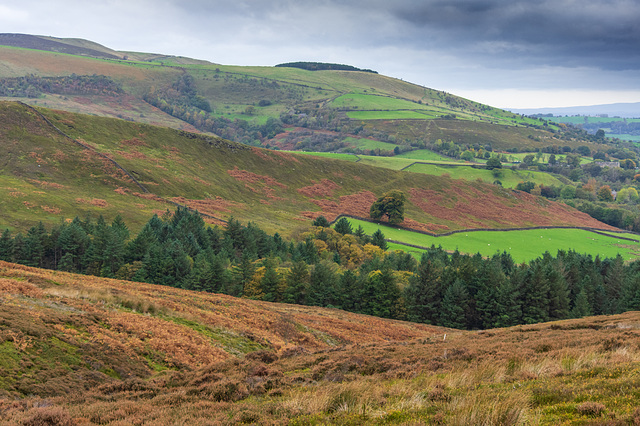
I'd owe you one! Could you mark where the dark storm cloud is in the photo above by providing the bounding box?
[391,0,640,70]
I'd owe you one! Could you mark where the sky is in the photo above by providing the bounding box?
[2,0,640,109]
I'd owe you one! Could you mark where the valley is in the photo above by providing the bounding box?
[2,33,640,425]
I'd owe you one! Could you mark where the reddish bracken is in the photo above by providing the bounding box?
[297,179,340,198]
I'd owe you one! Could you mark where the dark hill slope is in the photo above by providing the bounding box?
[0,101,614,235]
[0,33,123,59]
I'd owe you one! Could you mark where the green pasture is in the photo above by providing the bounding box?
[289,151,360,162]
[404,163,564,188]
[343,218,640,263]
[331,93,428,111]
[342,137,399,151]
[552,116,640,125]
[501,152,592,165]
[347,110,437,120]
[356,156,424,170]
[396,149,463,162]
[611,134,640,142]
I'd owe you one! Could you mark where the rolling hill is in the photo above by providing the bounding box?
[0,34,610,155]
[0,101,613,236]
[3,261,640,424]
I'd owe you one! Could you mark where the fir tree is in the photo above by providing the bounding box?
[405,256,445,324]
[440,280,469,329]
[260,257,281,302]
[371,229,387,250]
[334,217,353,235]
[520,263,550,325]
[571,287,592,318]
[312,216,330,227]
[284,261,309,305]
[0,229,14,262]
[306,261,338,307]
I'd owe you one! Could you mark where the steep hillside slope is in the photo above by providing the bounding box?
[0,101,613,234]
[3,261,640,424]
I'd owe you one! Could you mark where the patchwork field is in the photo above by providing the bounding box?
[343,218,640,263]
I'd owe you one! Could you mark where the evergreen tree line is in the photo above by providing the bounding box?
[2,210,640,329]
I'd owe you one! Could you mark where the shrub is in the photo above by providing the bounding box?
[576,401,605,417]
[21,406,74,426]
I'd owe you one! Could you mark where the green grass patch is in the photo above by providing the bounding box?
[396,149,461,162]
[164,316,266,355]
[347,110,436,120]
[404,163,564,188]
[286,151,360,162]
[342,137,399,151]
[331,94,429,111]
[344,218,640,263]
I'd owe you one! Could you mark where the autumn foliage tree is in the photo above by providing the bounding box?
[370,190,407,225]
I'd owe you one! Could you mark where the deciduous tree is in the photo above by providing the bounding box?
[370,190,407,225]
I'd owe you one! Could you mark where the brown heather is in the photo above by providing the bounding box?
[2,261,640,424]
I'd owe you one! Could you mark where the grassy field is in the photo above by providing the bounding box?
[289,151,360,162]
[552,116,640,125]
[396,149,463,162]
[342,137,400,151]
[345,218,640,263]
[503,152,593,165]
[330,93,429,110]
[404,163,565,188]
[612,134,640,142]
[347,110,437,120]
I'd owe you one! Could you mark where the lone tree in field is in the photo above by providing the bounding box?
[370,190,407,225]
[486,156,502,170]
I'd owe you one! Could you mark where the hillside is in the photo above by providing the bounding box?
[3,261,640,424]
[0,34,611,155]
[0,101,613,235]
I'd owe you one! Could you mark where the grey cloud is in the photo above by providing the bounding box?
[391,0,640,70]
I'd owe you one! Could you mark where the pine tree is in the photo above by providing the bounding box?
[337,269,359,312]
[494,275,521,328]
[261,257,281,302]
[360,268,401,319]
[371,229,387,250]
[312,216,330,227]
[284,261,309,305]
[405,256,445,324]
[440,280,469,329]
[334,217,353,235]
[57,222,89,273]
[519,263,550,324]
[11,233,25,264]
[22,222,47,267]
[0,229,14,262]
[546,263,570,320]
[306,261,338,307]
[603,255,625,314]
[185,252,214,292]
[229,251,256,297]
[571,287,592,318]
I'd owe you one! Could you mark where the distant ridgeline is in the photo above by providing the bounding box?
[276,61,378,73]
